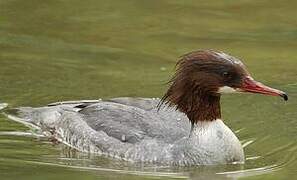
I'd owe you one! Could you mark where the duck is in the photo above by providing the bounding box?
[9,50,288,166]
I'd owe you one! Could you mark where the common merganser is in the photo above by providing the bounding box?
[9,50,287,166]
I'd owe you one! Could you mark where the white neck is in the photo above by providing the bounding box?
[187,119,244,164]
[190,119,226,138]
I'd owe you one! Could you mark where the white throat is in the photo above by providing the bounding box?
[218,86,237,94]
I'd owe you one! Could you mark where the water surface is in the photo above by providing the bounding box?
[0,0,296,179]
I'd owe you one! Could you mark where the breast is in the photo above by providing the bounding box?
[179,119,245,165]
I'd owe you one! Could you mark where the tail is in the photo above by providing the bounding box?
[3,106,41,130]
[12,107,36,120]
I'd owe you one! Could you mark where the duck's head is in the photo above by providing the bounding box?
[161,50,287,123]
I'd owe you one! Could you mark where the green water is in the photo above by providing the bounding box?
[0,0,296,179]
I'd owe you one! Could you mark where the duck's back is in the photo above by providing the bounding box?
[79,97,190,144]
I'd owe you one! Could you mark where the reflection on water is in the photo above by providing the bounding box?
[0,0,297,179]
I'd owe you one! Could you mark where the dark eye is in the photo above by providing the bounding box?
[222,71,231,78]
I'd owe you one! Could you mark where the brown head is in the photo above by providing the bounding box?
[160,50,288,124]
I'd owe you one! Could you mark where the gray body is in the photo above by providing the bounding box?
[13,97,244,166]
